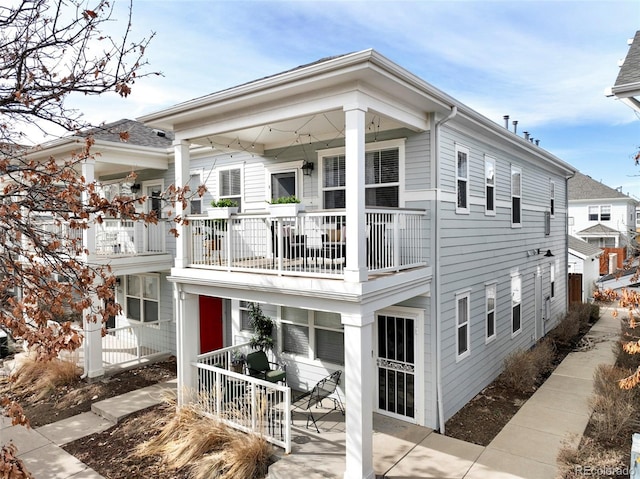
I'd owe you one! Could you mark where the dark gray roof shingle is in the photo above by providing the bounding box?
[615,31,640,88]
[83,119,174,148]
[568,235,603,257]
[568,171,636,202]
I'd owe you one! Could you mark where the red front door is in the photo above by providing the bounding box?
[199,296,223,353]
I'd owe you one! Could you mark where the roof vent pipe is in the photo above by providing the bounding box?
[512,120,518,134]
[535,139,540,146]
[524,131,529,140]
[503,115,509,128]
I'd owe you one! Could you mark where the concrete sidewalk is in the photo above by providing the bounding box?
[270,308,621,479]
[0,380,176,479]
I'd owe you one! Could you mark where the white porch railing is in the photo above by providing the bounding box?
[194,345,291,453]
[102,319,173,367]
[95,219,166,256]
[186,208,427,278]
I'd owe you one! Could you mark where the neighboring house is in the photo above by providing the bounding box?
[568,171,638,273]
[568,235,603,303]
[606,30,640,114]
[140,50,575,479]
[24,119,177,377]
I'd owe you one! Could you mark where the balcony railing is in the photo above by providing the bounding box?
[37,218,167,257]
[186,208,427,278]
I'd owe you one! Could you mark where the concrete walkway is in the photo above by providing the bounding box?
[0,380,176,479]
[270,308,621,479]
[0,309,620,479]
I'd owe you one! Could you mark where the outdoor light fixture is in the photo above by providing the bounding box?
[544,249,554,257]
[301,160,314,176]
[130,183,141,193]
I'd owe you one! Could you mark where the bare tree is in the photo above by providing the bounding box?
[0,3,193,475]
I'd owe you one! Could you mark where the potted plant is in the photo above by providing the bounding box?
[248,302,274,352]
[230,351,245,373]
[268,195,304,217]
[207,198,239,219]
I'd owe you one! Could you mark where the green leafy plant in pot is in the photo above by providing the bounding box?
[248,302,274,352]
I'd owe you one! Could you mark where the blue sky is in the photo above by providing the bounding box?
[68,0,640,196]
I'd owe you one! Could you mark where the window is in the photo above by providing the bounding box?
[239,301,252,331]
[456,291,470,359]
[125,274,159,323]
[271,171,297,200]
[189,172,203,215]
[511,274,522,335]
[456,146,469,213]
[588,205,611,222]
[485,156,495,215]
[280,307,344,364]
[545,211,551,236]
[486,283,497,341]
[511,167,522,226]
[550,263,555,299]
[321,144,400,209]
[549,181,555,218]
[219,168,242,210]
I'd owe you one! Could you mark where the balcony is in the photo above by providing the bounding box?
[186,208,427,279]
[38,218,168,257]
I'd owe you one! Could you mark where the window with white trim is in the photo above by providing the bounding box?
[456,146,469,213]
[240,300,252,331]
[485,156,495,215]
[321,144,400,209]
[456,291,471,359]
[549,181,555,218]
[550,263,555,299]
[511,166,522,226]
[588,205,611,222]
[511,274,522,335]
[280,307,344,364]
[486,283,497,341]
[189,172,203,215]
[125,274,159,323]
[219,168,242,211]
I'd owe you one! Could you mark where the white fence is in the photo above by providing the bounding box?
[102,319,173,368]
[195,345,291,453]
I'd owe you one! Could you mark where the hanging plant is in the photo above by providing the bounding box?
[248,302,274,352]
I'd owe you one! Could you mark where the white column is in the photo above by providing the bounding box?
[174,140,191,269]
[81,159,96,259]
[83,292,104,378]
[342,311,375,479]
[344,106,368,283]
[176,287,200,406]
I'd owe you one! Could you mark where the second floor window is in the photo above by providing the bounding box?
[485,156,495,215]
[511,167,522,226]
[588,205,611,222]
[456,146,469,213]
[321,144,400,209]
[219,168,242,210]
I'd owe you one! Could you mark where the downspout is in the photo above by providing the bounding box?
[434,105,457,434]
[565,171,575,312]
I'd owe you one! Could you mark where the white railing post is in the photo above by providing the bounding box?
[136,324,142,359]
[394,212,401,270]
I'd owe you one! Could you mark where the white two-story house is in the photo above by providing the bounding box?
[140,50,575,479]
[25,119,178,377]
[568,171,638,274]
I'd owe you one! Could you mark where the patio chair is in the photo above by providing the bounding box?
[245,350,287,384]
[291,370,344,433]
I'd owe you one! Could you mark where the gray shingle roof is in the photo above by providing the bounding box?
[615,30,640,88]
[568,235,603,257]
[568,171,636,202]
[83,119,174,148]
[577,223,621,235]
